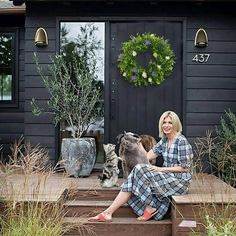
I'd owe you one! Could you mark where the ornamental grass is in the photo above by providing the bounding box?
[0,137,94,236]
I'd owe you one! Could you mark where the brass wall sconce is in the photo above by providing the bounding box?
[34,28,48,47]
[194,28,208,48]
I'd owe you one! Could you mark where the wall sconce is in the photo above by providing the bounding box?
[194,28,208,48]
[34,28,48,47]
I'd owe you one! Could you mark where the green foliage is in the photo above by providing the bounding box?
[0,202,68,236]
[203,215,236,236]
[191,205,236,236]
[117,33,175,86]
[0,35,12,68]
[194,110,236,187]
[31,53,103,139]
[210,109,236,187]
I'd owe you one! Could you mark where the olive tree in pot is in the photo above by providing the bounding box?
[31,51,103,177]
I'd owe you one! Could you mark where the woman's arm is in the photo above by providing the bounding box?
[148,165,189,173]
[147,149,157,161]
[138,142,157,161]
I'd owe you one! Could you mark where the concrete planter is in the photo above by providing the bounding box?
[61,137,96,177]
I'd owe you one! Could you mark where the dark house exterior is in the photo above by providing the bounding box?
[1,0,236,165]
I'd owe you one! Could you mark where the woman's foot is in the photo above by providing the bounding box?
[88,211,112,222]
[137,206,158,221]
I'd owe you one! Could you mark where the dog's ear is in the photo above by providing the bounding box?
[116,133,124,144]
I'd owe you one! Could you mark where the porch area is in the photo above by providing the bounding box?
[2,172,236,236]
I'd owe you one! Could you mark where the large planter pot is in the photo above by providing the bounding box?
[61,137,96,177]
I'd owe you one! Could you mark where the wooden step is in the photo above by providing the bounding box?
[63,217,172,236]
[64,200,136,217]
[68,188,120,201]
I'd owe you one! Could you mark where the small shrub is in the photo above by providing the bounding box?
[210,110,236,187]
[194,110,236,187]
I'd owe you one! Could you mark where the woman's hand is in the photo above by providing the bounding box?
[147,165,161,172]
[147,165,189,173]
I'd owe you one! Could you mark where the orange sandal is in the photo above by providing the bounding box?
[137,209,158,221]
[88,212,112,222]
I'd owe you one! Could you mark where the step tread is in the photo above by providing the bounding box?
[64,216,172,225]
[64,200,129,207]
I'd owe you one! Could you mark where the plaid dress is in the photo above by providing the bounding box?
[121,134,193,220]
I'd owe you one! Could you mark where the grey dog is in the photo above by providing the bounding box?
[117,131,150,179]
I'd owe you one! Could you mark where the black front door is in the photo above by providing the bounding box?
[106,20,183,144]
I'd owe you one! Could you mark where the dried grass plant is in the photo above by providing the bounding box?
[0,137,94,236]
[193,129,217,173]
[0,136,50,175]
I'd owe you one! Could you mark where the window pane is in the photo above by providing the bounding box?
[60,22,105,164]
[0,34,13,101]
[0,74,12,100]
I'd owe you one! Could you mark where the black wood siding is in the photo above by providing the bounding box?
[186,17,236,144]
[19,1,236,163]
[24,14,58,165]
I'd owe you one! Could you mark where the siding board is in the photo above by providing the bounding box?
[24,88,50,100]
[24,63,54,76]
[186,125,217,137]
[24,76,45,88]
[187,101,236,112]
[24,100,52,112]
[25,136,55,147]
[186,18,236,29]
[186,113,224,125]
[0,114,24,123]
[187,77,236,89]
[187,65,236,77]
[24,40,56,52]
[25,16,56,27]
[24,112,54,124]
[187,89,236,101]
[0,123,24,134]
[25,124,56,136]
[25,52,55,64]
[0,134,23,144]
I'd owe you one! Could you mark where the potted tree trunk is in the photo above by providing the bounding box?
[31,24,103,177]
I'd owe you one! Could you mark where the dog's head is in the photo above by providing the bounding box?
[117,131,141,145]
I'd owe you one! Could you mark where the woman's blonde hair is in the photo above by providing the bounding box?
[158,111,182,138]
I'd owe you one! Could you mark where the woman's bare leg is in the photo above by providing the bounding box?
[106,191,131,214]
[88,191,131,221]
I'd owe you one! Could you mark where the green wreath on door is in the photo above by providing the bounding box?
[118,33,175,86]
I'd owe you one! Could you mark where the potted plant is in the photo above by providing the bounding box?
[31,24,104,177]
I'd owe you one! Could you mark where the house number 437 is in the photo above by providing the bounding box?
[192,54,210,63]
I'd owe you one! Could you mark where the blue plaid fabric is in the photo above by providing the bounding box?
[121,134,193,221]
